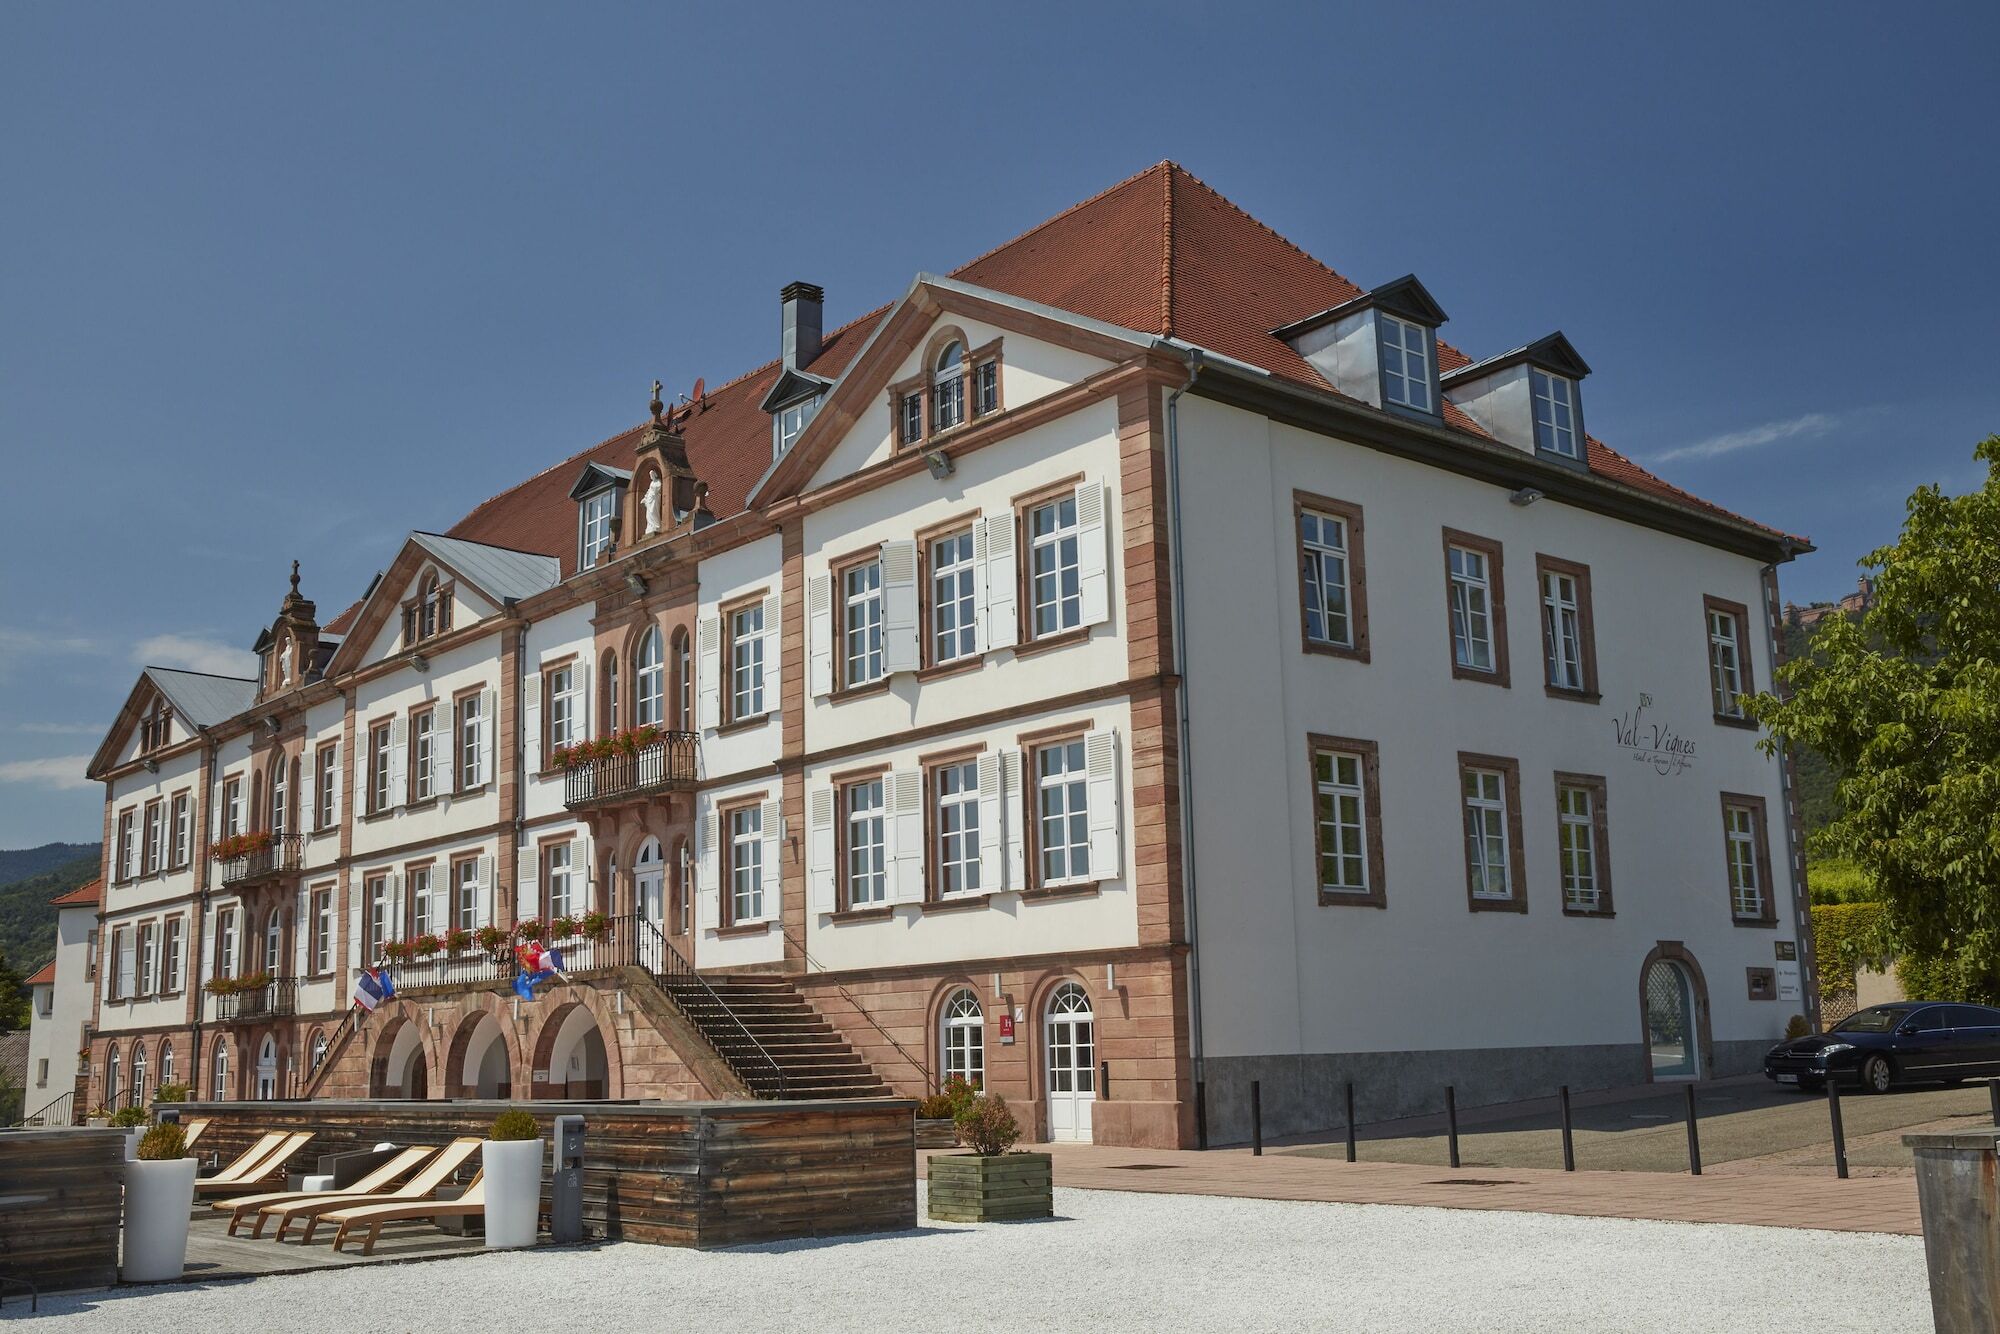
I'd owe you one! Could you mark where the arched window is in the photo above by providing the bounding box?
[106,1048,121,1108]
[673,629,692,731]
[309,1029,329,1073]
[602,652,619,736]
[270,758,289,835]
[636,628,664,726]
[419,572,443,640]
[265,907,284,975]
[213,1042,231,1101]
[932,341,966,432]
[941,989,984,1089]
[159,1041,175,1087]
[131,1043,148,1107]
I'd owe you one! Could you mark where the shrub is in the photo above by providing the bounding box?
[109,1105,150,1128]
[578,911,610,940]
[136,1122,186,1161]
[919,1074,981,1120]
[1812,903,1890,994]
[918,1093,956,1119]
[954,1094,1021,1157]
[154,1082,191,1104]
[1784,1014,1811,1040]
[489,1109,540,1142]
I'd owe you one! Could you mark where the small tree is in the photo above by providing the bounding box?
[1751,436,2000,1000]
[0,947,30,1032]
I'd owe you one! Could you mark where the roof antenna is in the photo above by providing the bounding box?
[649,379,664,424]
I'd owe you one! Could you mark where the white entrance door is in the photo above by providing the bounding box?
[1045,983,1096,1142]
[255,1036,278,1100]
[635,838,665,972]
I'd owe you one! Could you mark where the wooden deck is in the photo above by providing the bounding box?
[177,1212,483,1281]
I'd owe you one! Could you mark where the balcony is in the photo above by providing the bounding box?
[216,976,297,1022]
[218,833,304,890]
[563,731,699,810]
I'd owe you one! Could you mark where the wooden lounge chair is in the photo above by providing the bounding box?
[188,1131,284,1186]
[325,1172,486,1255]
[193,1131,314,1196]
[216,1145,435,1235]
[180,1117,211,1150]
[278,1138,483,1242]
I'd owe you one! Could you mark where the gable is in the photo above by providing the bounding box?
[327,533,559,676]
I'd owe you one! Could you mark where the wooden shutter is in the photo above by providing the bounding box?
[299,756,316,835]
[881,540,919,674]
[523,672,543,775]
[982,514,1018,650]
[433,702,454,795]
[807,574,833,698]
[1086,728,1122,879]
[696,806,720,931]
[757,798,783,920]
[1075,480,1110,630]
[1003,750,1024,887]
[697,616,722,730]
[327,741,341,826]
[353,737,370,817]
[759,593,781,716]
[977,752,1006,894]
[808,787,835,914]
[517,844,540,922]
[480,688,497,784]
[476,855,495,928]
[387,872,404,944]
[389,716,408,809]
[890,770,923,902]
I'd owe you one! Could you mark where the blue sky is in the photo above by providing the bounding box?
[2,3,1995,847]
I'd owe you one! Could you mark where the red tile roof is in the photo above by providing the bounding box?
[50,878,100,907]
[436,162,1793,569]
[25,960,56,986]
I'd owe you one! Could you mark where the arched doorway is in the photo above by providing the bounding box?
[542,1004,609,1099]
[635,838,665,969]
[131,1043,149,1107]
[1045,982,1095,1142]
[382,1021,430,1099]
[106,1048,122,1109]
[940,988,984,1090]
[256,1036,280,1100]
[449,1011,513,1099]
[1644,956,1703,1080]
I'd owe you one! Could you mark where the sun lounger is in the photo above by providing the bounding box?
[278,1137,484,1241]
[179,1117,211,1150]
[192,1131,314,1196]
[216,1145,435,1235]
[325,1173,487,1255]
[190,1130,283,1184]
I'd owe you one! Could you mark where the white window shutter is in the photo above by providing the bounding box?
[353,737,369,815]
[575,656,592,742]
[480,688,497,783]
[389,716,408,809]
[807,574,833,698]
[760,593,782,715]
[697,616,722,730]
[890,770,924,902]
[517,844,540,922]
[327,742,341,826]
[198,920,216,988]
[1086,728,1122,878]
[477,855,495,928]
[524,673,543,775]
[387,872,404,944]
[299,758,316,835]
[881,540,919,674]
[758,798,783,920]
[977,752,1006,893]
[1075,481,1110,630]
[697,806,720,931]
[433,702,454,795]
[808,787,835,914]
[1003,749,1025,887]
[294,889,309,974]
[346,893,362,972]
[983,514,1018,651]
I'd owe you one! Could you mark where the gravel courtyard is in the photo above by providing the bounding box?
[15,1186,1930,1333]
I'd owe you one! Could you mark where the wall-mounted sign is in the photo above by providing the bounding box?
[1775,940,1798,962]
[998,1014,1015,1045]
[1775,963,1802,1003]
[1613,693,1697,777]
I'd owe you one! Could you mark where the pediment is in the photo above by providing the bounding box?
[325,532,560,676]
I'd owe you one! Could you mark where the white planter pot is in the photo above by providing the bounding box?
[123,1157,198,1282]
[481,1138,544,1249]
[125,1129,144,1161]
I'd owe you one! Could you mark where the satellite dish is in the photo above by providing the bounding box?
[690,377,705,403]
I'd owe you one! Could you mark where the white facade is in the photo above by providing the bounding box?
[24,898,96,1113]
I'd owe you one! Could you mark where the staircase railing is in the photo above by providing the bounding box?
[631,915,786,1099]
[780,924,931,1089]
[10,1090,74,1129]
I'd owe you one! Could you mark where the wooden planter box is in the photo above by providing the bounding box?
[915,1118,958,1149]
[927,1152,1052,1223]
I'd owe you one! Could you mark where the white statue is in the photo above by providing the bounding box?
[642,473,664,536]
[278,637,293,684]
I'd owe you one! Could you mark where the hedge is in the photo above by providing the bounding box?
[1811,902,1888,994]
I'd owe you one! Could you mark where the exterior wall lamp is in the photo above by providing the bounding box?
[924,448,954,481]
[1509,487,1545,507]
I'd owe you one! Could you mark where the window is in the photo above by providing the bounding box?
[636,627,664,727]
[728,805,764,923]
[410,864,433,938]
[310,1031,329,1073]
[1310,741,1383,904]
[842,778,887,908]
[116,810,136,882]
[411,708,435,801]
[729,602,766,719]
[1537,557,1597,698]
[1459,754,1525,911]
[548,664,576,752]
[263,907,282,974]
[138,921,158,995]
[140,701,171,752]
[142,801,164,875]
[1722,794,1774,924]
[545,842,575,921]
[37,1058,48,1086]
[315,743,337,830]
[311,889,333,973]
[456,858,481,931]
[933,759,980,897]
[1034,738,1090,885]
[776,397,815,456]
[223,777,244,838]
[1297,497,1367,657]
[1556,776,1612,914]
[1705,597,1752,721]
[602,653,619,736]
[170,793,190,867]
[409,573,452,644]
[213,1043,229,1101]
[898,390,924,446]
[973,359,999,417]
[842,559,884,687]
[932,341,966,433]
[580,488,616,569]
[368,721,392,813]
[674,629,692,730]
[131,1045,147,1105]
[941,989,984,1088]
[107,1049,120,1107]
[270,760,289,835]
[458,693,485,788]
[1029,496,1082,639]
[366,874,389,956]
[217,909,238,978]
[163,917,182,992]
[1444,531,1509,685]
[929,529,978,666]
[1531,368,1580,458]
[1378,313,1434,412]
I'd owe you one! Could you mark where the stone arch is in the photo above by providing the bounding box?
[367,1000,436,1099]
[207,1031,238,1102]
[528,995,622,1099]
[1025,971,1097,1104]
[925,975,986,1094]
[444,1003,520,1100]
[1638,941,1715,1081]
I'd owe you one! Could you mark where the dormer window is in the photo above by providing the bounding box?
[1378,314,1435,413]
[139,702,171,753]
[932,342,966,433]
[403,571,453,646]
[893,332,1002,450]
[776,396,817,459]
[1530,368,1580,459]
[580,489,616,569]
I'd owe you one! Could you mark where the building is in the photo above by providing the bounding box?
[59,163,1816,1146]
[21,878,99,1121]
[1784,575,1873,631]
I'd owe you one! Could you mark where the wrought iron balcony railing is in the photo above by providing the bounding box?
[562,732,699,809]
[219,833,305,889]
[217,976,297,1022]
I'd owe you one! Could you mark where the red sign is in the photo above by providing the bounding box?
[998,1014,1015,1042]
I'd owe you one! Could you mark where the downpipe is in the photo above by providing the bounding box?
[1163,345,1206,1130]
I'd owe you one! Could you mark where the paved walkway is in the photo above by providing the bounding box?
[923,1141,1923,1235]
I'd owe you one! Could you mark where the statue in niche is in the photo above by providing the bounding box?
[278,636,293,685]
[642,471,664,536]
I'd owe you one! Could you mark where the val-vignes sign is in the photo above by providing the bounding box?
[1612,693,1696,776]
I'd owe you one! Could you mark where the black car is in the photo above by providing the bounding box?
[1764,1002,2000,1093]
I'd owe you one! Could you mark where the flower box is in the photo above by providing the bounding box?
[927,1152,1053,1223]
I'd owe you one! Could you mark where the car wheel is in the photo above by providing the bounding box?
[1860,1054,1894,1094]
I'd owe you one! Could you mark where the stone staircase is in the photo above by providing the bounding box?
[661,974,892,1100]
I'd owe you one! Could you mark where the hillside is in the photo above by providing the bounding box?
[0,845,101,980]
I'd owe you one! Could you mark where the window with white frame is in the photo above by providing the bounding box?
[580,488,616,569]
[842,560,884,687]
[1035,738,1090,884]
[776,397,815,456]
[270,761,289,835]
[1542,570,1585,691]
[636,627,664,726]
[1448,545,1496,672]
[1530,368,1580,458]
[934,760,980,896]
[1708,607,1745,717]
[456,859,480,931]
[159,1042,173,1086]
[115,926,135,998]
[162,917,183,992]
[217,909,238,978]
[171,793,190,867]
[311,889,333,973]
[458,694,485,788]
[412,708,435,802]
[843,779,887,908]
[675,630,692,730]
[138,921,157,995]
[1726,804,1763,918]
[263,907,281,974]
[546,842,575,921]
[367,875,389,956]
[213,1043,229,1101]
[930,529,978,665]
[310,1031,329,1073]
[1299,509,1355,649]
[369,722,392,813]
[316,744,336,829]
[117,811,136,882]
[410,864,433,937]
[729,603,766,718]
[1378,313,1434,412]
[547,664,575,749]
[603,654,619,736]
[224,777,244,838]
[143,802,164,875]
[941,989,984,1087]
[1312,749,1369,894]
[1462,769,1511,900]
[728,805,764,922]
[898,391,924,446]
[1559,785,1599,910]
[1029,496,1082,639]
[932,342,966,432]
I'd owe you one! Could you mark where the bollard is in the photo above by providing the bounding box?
[1445,1086,1461,1169]
[1100,1061,1110,1102]
[1827,1078,1849,1180]
[1683,1083,1702,1176]
[1559,1085,1575,1172]
[1989,1078,2000,1128]
[1251,1080,1264,1156]
[1345,1081,1357,1163]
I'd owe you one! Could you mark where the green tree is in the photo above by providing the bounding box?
[1750,436,2000,1002]
[0,946,28,1031]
